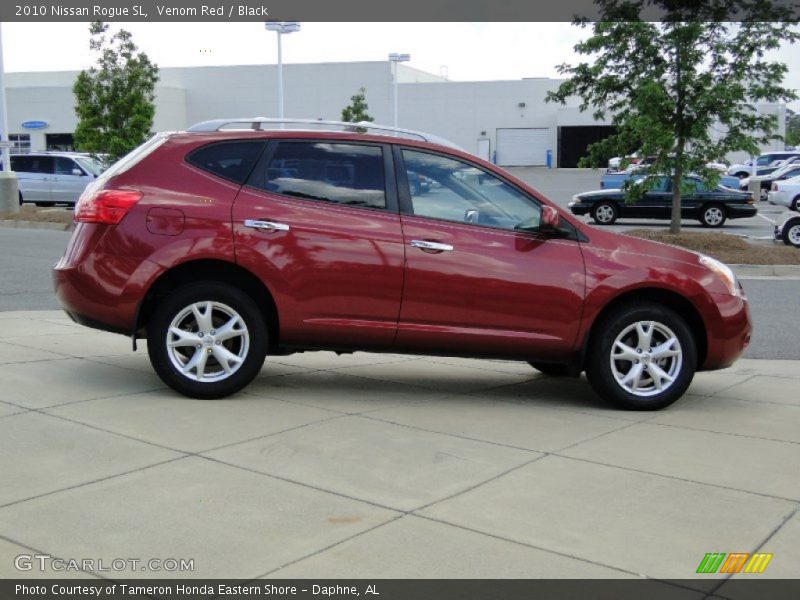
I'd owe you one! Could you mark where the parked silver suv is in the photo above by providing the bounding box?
[9,152,105,206]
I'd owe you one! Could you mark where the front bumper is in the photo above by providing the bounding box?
[701,292,752,371]
[568,201,591,216]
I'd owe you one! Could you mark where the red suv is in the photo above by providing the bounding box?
[54,119,752,410]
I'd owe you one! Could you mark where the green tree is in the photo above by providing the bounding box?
[73,21,159,161]
[341,87,374,124]
[547,1,798,233]
[786,109,800,147]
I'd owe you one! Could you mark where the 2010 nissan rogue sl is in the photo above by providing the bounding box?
[53,119,752,410]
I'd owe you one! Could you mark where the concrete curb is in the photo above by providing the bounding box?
[731,263,800,278]
[0,220,73,232]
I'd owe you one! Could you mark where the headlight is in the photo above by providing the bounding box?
[699,255,742,297]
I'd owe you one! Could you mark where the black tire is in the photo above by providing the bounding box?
[147,282,269,399]
[18,191,23,206]
[585,302,697,410]
[759,187,769,202]
[791,196,800,212]
[699,203,727,228]
[782,220,800,247]
[592,201,618,225]
[528,362,578,377]
[34,202,55,207]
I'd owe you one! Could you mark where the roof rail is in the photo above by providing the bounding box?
[185,117,464,151]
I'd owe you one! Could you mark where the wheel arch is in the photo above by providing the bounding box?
[578,287,707,371]
[133,259,279,350]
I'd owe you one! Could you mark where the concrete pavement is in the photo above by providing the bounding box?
[0,310,798,587]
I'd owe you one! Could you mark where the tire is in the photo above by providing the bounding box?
[34,202,55,207]
[699,204,726,228]
[735,172,750,179]
[783,221,800,247]
[791,196,800,212]
[528,362,578,377]
[18,191,23,206]
[760,188,769,202]
[147,282,269,399]
[585,302,697,410]
[592,201,618,225]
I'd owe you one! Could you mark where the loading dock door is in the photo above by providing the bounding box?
[496,128,549,167]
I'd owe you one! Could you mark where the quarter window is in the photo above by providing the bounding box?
[255,142,387,210]
[187,141,265,184]
[402,149,542,231]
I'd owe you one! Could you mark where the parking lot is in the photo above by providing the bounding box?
[0,310,799,586]
[1,168,798,587]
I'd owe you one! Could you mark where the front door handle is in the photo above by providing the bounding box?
[244,219,290,232]
[410,240,454,252]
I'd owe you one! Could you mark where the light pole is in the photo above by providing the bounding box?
[388,53,410,127]
[0,23,19,214]
[265,21,300,119]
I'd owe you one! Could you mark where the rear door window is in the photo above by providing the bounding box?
[251,141,387,210]
[11,155,54,174]
[186,140,265,184]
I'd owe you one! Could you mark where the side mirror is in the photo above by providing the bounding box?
[541,205,559,229]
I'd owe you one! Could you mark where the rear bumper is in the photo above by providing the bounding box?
[768,191,790,208]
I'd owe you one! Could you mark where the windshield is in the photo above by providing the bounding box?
[74,156,105,177]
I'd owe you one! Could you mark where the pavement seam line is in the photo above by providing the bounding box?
[0,456,189,510]
[356,412,548,454]
[706,505,799,597]
[411,513,643,578]
[0,534,102,580]
[410,453,547,513]
[197,454,404,513]
[35,386,168,411]
[642,419,800,447]
[256,513,408,577]
[553,453,800,504]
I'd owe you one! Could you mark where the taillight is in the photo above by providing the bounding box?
[772,183,779,191]
[74,189,143,224]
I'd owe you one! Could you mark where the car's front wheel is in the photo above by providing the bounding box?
[700,204,726,228]
[585,302,697,410]
[592,201,618,225]
[791,196,800,212]
[783,220,800,247]
[147,282,269,399]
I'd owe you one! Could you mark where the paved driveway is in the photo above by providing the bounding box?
[0,310,798,589]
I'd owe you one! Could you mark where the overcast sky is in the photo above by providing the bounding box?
[4,22,800,106]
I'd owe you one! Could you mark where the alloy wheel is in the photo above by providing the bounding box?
[787,223,800,247]
[703,206,724,227]
[166,301,250,382]
[609,320,683,397]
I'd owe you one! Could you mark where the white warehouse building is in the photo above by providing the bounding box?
[5,60,786,167]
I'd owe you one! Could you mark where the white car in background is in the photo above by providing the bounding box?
[767,174,800,211]
[9,152,106,207]
[727,151,800,179]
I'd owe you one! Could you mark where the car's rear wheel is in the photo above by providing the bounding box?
[699,204,726,228]
[528,362,577,377]
[18,191,23,206]
[147,282,268,399]
[585,302,697,410]
[791,196,800,212]
[783,221,800,247]
[760,188,769,202]
[592,201,618,225]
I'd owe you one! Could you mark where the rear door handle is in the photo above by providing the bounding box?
[244,219,290,232]
[410,240,454,252]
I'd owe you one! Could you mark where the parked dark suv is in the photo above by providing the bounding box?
[54,119,752,410]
